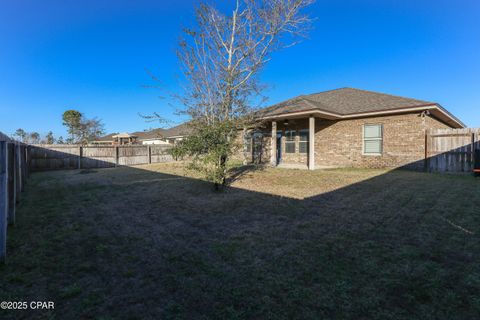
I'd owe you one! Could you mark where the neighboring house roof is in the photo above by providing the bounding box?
[163,122,192,138]
[257,88,464,128]
[95,127,174,143]
[134,128,168,141]
[112,132,137,138]
[95,133,118,142]
[134,125,191,140]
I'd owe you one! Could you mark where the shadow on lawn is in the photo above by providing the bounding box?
[1,145,480,320]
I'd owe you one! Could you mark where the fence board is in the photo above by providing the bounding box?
[0,132,29,263]
[0,141,7,263]
[427,128,480,173]
[7,143,15,226]
[29,144,173,171]
[15,144,22,203]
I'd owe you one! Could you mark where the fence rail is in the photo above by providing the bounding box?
[1,132,29,263]
[426,128,480,173]
[29,144,173,171]
[1,139,173,263]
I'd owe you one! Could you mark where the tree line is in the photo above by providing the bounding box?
[12,109,105,145]
[12,129,58,144]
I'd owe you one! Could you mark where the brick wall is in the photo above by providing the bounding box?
[314,113,451,169]
[232,130,271,164]
[240,112,452,169]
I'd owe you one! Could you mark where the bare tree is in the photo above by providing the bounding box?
[78,118,105,145]
[178,0,313,124]
[168,0,314,188]
[61,109,105,144]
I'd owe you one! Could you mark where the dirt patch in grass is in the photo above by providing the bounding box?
[1,163,479,319]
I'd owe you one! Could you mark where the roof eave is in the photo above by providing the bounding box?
[258,104,465,128]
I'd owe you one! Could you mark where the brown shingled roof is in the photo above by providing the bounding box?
[257,87,464,128]
[258,88,434,117]
[163,122,192,138]
[134,128,168,140]
[95,133,118,142]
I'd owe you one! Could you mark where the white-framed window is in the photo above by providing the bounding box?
[363,124,383,155]
[299,129,308,154]
[285,130,296,153]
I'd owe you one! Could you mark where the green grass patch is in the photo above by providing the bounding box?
[0,164,479,319]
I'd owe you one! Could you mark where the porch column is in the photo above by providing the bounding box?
[309,116,315,170]
[242,127,247,165]
[271,121,277,166]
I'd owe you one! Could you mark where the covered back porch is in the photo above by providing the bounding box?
[269,115,317,170]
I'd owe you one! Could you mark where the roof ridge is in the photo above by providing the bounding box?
[300,87,434,105]
[338,87,435,104]
[302,87,350,97]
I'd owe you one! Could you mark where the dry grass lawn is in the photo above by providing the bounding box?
[1,163,479,319]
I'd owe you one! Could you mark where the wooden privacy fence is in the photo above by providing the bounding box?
[426,128,480,173]
[29,144,173,171]
[0,132,29,263]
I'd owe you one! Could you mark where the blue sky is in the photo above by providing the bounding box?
[1,0,479,138]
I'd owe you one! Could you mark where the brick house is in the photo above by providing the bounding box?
[243,88,464,170]
[92,133,139,145]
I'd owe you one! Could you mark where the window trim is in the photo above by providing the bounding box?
[362,124,383,156]
[298,129,309,154]
[285,129,296,154]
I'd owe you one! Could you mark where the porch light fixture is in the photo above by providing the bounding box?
[283,119,289,126]
[420,110,431,118]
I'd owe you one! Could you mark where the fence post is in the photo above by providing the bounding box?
[15,144,21,203]
[473,132,477,171]
[78,146,83,169]
[25,146,30,178]
[424,130,429,172]
[20,145,26,191]
[7,143,15,226]
[148,145,152,164]
[115,146,119,167]
[0,141,7,263]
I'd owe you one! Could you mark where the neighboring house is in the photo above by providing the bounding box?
[244,88,464,170]
[92,132,139,145]
[136,124,192,145]
[134,129,170,145]
[92,123,192,146]
[91,133,118,145]
[161,122,192,144]
[112,133,139,145]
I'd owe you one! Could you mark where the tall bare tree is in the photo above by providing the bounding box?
[77,118,105,145]
[169,0,314,188]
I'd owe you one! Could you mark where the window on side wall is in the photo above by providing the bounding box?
[299,129,308,153]
[363,124,383,155]
[285,130,296,153]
